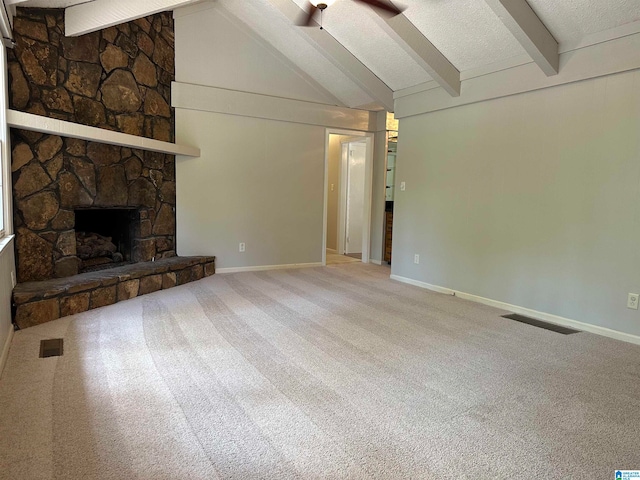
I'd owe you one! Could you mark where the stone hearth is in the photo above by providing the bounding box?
[13,256,216,329]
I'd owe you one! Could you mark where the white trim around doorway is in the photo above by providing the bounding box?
[322,129,374,266]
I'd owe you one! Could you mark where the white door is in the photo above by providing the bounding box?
[345,142,366,254]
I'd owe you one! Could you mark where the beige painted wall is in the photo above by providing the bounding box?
[392,69,640,337]
[175,5,339,105]
[174,6,377,270]
[175,109,326,269]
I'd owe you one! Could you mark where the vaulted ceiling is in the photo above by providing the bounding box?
[10,0,640,111]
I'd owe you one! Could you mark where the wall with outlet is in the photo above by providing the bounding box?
[392,69,640,338]
[174,5,375,270]
[176,108,326,269]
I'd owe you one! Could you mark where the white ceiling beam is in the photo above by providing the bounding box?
[267,0,394,112]
[372,12,460,97]
[65,0,205,37]
[483,0,559,76]
[394,30,640,119]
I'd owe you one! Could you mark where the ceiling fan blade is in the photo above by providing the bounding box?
[353,0,405,17]
[296,3,318,26]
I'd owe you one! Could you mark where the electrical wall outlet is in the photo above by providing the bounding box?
[400,181,406,191]
[627,293,639,310]
[239,242,246,253]
[414,254,420,264]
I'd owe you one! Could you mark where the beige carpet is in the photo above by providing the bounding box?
[1,263,639,479]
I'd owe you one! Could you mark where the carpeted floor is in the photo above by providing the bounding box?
[1,263,639,479]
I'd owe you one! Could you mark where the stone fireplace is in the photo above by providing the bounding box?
[8,8,178,283]
[12,134,177,282]
[8,8,215,330]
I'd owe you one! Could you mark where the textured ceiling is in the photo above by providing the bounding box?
[217,0,640,106]
[403,0,527,71]
[527,0,640,44]
[16,0,640,110]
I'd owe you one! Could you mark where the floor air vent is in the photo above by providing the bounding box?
[40,339,64,358]
[501,314,580,335]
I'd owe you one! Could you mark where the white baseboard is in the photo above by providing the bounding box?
[390,274,640,346]
[370,259,383,265]
[0,324,14,377]
[391,275,456,295]
[216,262,323,274]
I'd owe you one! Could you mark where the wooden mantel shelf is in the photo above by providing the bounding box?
[7,109,200,158]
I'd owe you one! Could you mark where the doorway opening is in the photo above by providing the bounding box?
[323,130,374,266]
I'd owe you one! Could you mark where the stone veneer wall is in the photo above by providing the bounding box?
[7,9,177,283]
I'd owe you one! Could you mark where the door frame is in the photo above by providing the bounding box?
[322,129,374,266]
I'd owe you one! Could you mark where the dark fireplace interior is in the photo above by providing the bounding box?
[74,208,138,273]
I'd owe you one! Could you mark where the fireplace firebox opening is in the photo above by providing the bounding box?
[74,208,138,273]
